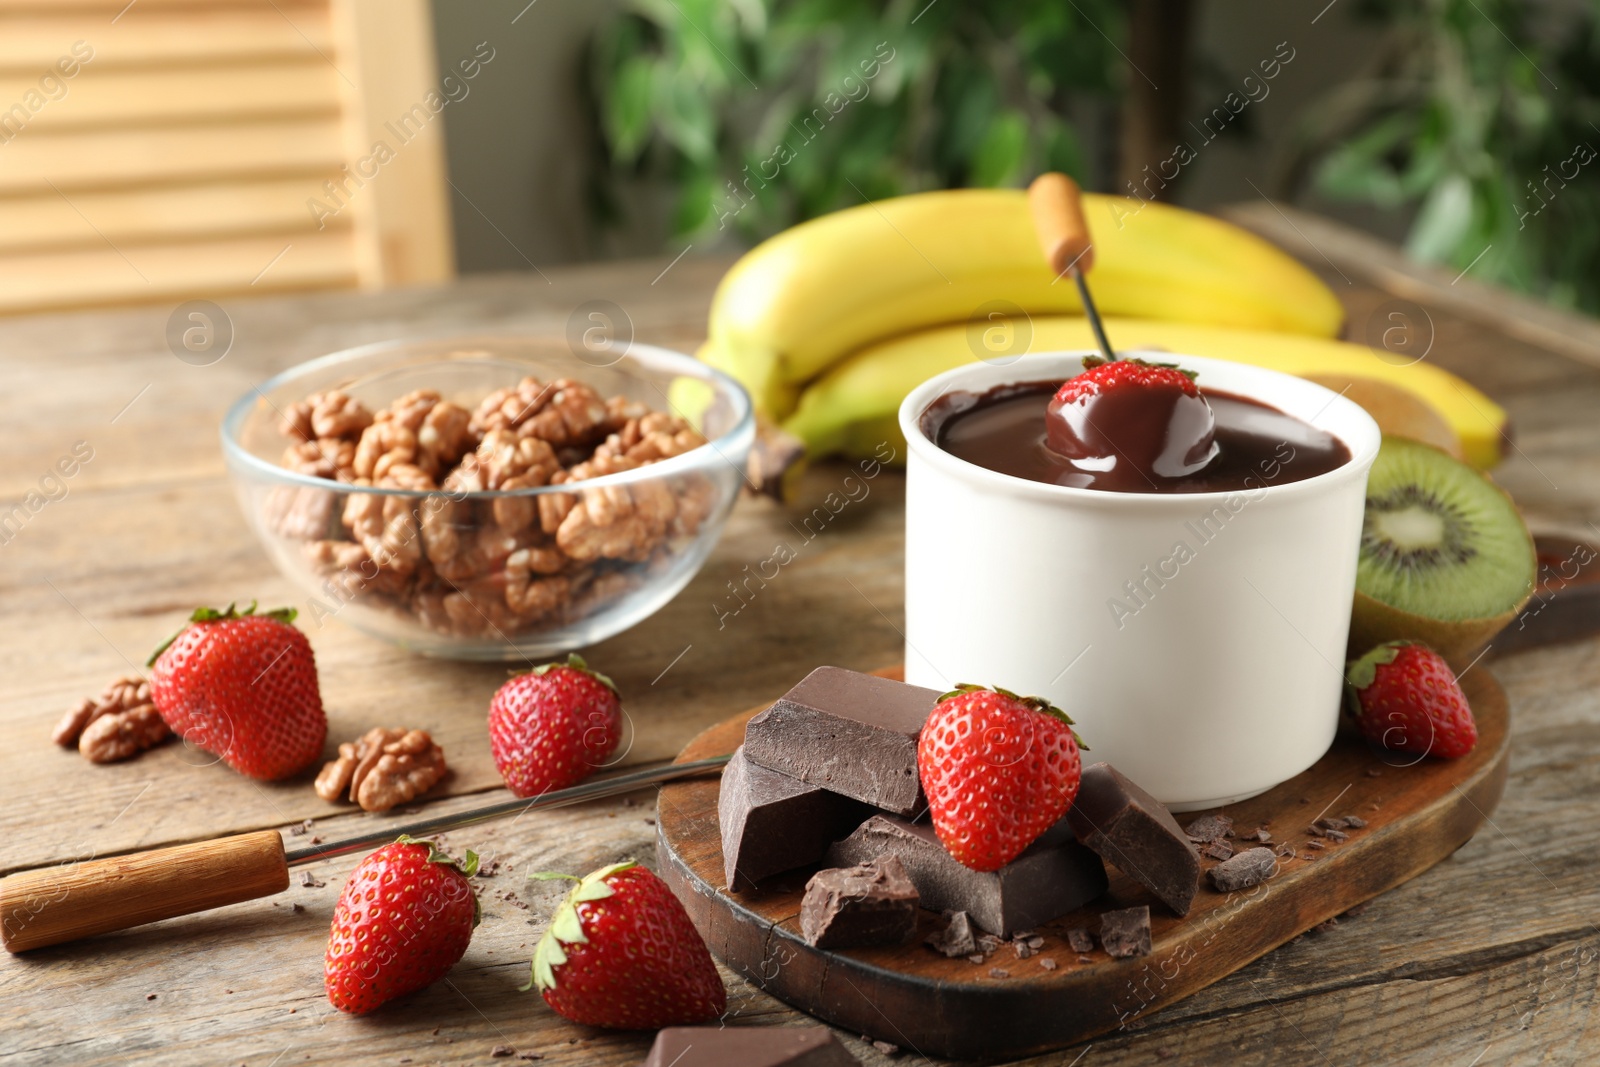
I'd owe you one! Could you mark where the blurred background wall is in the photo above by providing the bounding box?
[431,0,1397,271]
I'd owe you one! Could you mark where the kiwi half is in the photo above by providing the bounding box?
[1349,435,1535,668]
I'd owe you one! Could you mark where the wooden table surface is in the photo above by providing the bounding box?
[4,215,1599,1067]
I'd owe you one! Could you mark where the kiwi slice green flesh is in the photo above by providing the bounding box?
[1353,436,1533,654]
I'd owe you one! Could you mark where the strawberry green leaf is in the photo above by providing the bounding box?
[526,860,637,993]
[937,684,1078,730]
[529,652,618,694]
[146,601,298,666]
[1345,640,1410,691]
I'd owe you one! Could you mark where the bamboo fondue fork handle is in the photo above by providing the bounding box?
[1027,171,1116,361]
[0,830,288,953]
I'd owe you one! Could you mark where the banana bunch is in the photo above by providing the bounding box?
[701,188,1343,421]
[693,187,1506,493]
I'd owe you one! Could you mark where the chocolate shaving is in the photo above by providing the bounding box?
[1208,847,1277,892]
[1100,906,1152,959]
[926,911,977,958]
[1183,814,1234,843]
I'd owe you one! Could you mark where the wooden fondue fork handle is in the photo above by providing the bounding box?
[1028,172,1116,361]
[1028,171,1096,277]
[1,830,288,953]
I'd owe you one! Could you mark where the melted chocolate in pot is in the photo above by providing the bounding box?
[924,381,1350,494]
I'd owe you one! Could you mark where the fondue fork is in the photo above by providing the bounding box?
[0,755,729,953]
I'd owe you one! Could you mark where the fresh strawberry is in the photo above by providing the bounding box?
[918,685,1085,872]
[1051,355,1199,406]
[488,654,622,798]
[324,837,480,1014]
[147,602,326,780]
[529,860,725,1029]
[1346,641,1477,759]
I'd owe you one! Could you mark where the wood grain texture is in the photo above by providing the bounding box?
[1,830,288,953]
[656,672,1510,1060]
[0,242,1596,1066]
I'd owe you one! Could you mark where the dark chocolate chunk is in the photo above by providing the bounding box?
[1344,815,1367,829]
[1099,906,1152,959]
[1067,763,1201,916]
[743,667,940,815]
[1065,927,1095,954]
[800,857,919,949]
[1323,829,1348,843]
[1183,813,1234,843]
[1012,941,1034,960]
[1208,846,1278,892]
[1316,817,1348,831]
[643,1027,862,1067]
[826,814,1107,937]
[1039,957,1058,970]
[1200,840,1234,862]
[718,746,867,892]
[925,911,976,958]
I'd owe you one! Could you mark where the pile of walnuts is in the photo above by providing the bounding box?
[264,374,713,638]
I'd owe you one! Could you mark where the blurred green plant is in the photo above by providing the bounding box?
[583,0,1124,243]
[1286,0,1600,313]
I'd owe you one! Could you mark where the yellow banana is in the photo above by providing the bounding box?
[707,189,1344,420]
[780,317,1508,472]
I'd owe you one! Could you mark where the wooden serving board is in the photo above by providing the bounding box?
[656,668,1510,1061]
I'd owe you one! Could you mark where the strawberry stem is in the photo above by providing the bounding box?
[935,683,1089,749]
[146,601,299,666]
[527,653,618,695]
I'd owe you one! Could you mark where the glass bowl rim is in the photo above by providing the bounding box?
[219,335,755,498]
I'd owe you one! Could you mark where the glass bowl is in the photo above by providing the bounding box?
[221,336,754,660]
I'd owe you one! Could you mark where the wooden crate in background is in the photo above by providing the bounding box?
[0,0,453,315]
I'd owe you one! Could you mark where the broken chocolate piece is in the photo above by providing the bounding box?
[826,814,1107,937]
[1099,906,1152,959]
[743,667,940,816]
[1208,846,1278,892]
[800,856,919,949]
[1065,927,1095,954]
[925,911,977,958]
[642,1026,861,1067]
[1200,840,1234,862]
[718,746,867,892]
[1183,813,1234,843]
[1067,763,1201,916]
[1344,815,1367,829]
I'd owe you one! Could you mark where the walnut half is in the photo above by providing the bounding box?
[315,727,447,813]
[52,675,173,764]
